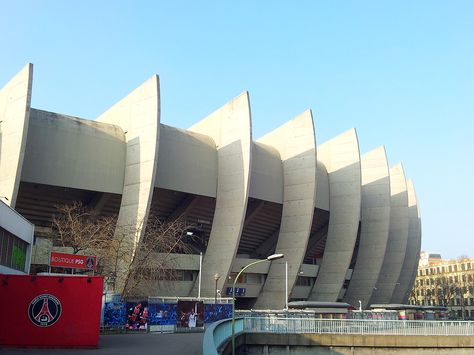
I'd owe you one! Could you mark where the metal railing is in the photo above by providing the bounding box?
[203,318,244,355]
[244,317,474,336]
[203,317,474,354]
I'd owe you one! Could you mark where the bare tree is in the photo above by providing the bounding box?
[121,216,197,298]
[51,201,116,254]
[50,202,198,298]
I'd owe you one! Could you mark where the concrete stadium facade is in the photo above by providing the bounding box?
[0,64,421,309]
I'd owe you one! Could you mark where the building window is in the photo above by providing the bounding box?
[0,227,28,272]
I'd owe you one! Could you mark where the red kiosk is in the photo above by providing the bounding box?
[0,251,103,348]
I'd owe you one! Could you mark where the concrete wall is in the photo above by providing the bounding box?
[316,160,330,211]
[393,179,421,303]
[240,333,474,355]
[22,109,126,193]
[96,75,160,291]
[188,92,252,297]
[0,63,33,207]
[254,110,317,309]
[155,124,217,197]
[344,146,391,309]
[371,163,409,304]
[249,142,283,204]
[309,129,361,302]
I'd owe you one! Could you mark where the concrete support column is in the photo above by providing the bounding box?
[309,128,361,302]
[393,179,421,303]
[0,63,33,207]
[96,75,160,292]
[371,163,409,304]
[188,92,252,297]
[254,110,317,309]
[344,146,391,309]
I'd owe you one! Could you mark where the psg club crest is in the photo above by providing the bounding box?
[28,294,62,327]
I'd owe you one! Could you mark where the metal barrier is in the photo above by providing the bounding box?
[203,318,244,355]
[204,317,474,354]
[244,317,474,336]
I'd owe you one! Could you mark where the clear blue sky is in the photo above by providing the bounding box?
[1,1,473,259]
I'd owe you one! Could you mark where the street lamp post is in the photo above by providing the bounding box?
[214,273,220,304]
[285,261,288,310]
[231,253,284,355]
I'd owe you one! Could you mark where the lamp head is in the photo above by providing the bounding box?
[267,253,284,261]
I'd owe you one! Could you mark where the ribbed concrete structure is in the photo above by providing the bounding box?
[309,129,362,302]
[0,64,421,307]
[96,75,161,291]
[343,146,391,309]
[253,110,317,309]
[393,179,421,304]
[0,64,33,207]
[371,164,409,304]
[188,93,252,297]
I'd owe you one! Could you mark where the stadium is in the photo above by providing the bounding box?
[0,63,421,310]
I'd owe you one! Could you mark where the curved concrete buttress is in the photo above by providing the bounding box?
[343,146,391,309]
[253,110,317,309]
[370,163,409,304]
[407,200,422,302]
[392,179,421,303]
[0,63,33,207]
[96,75,160,291]
[188,92,252,297]
[309,128,362,302]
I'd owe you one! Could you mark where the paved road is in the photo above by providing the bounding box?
[0,332,204,355]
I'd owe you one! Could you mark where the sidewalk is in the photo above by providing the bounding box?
[0,332,203,355]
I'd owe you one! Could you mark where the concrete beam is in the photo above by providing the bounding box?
[305,227,329,257]
[254,110,317,309]
[370,163,409,304]
[343,146,391,309]
[167,194,199,220]
[392,179,421,303]
[188,92,252,297]
[309,128,361,302]
[87,192,113,214]
[244,200,266,228]
[251,229,280,259]
[0,63,33,207]
[96,75,161,291]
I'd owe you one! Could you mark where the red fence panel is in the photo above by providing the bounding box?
[0,274,103,348]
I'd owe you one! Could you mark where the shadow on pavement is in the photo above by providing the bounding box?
[0,332,204,355]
